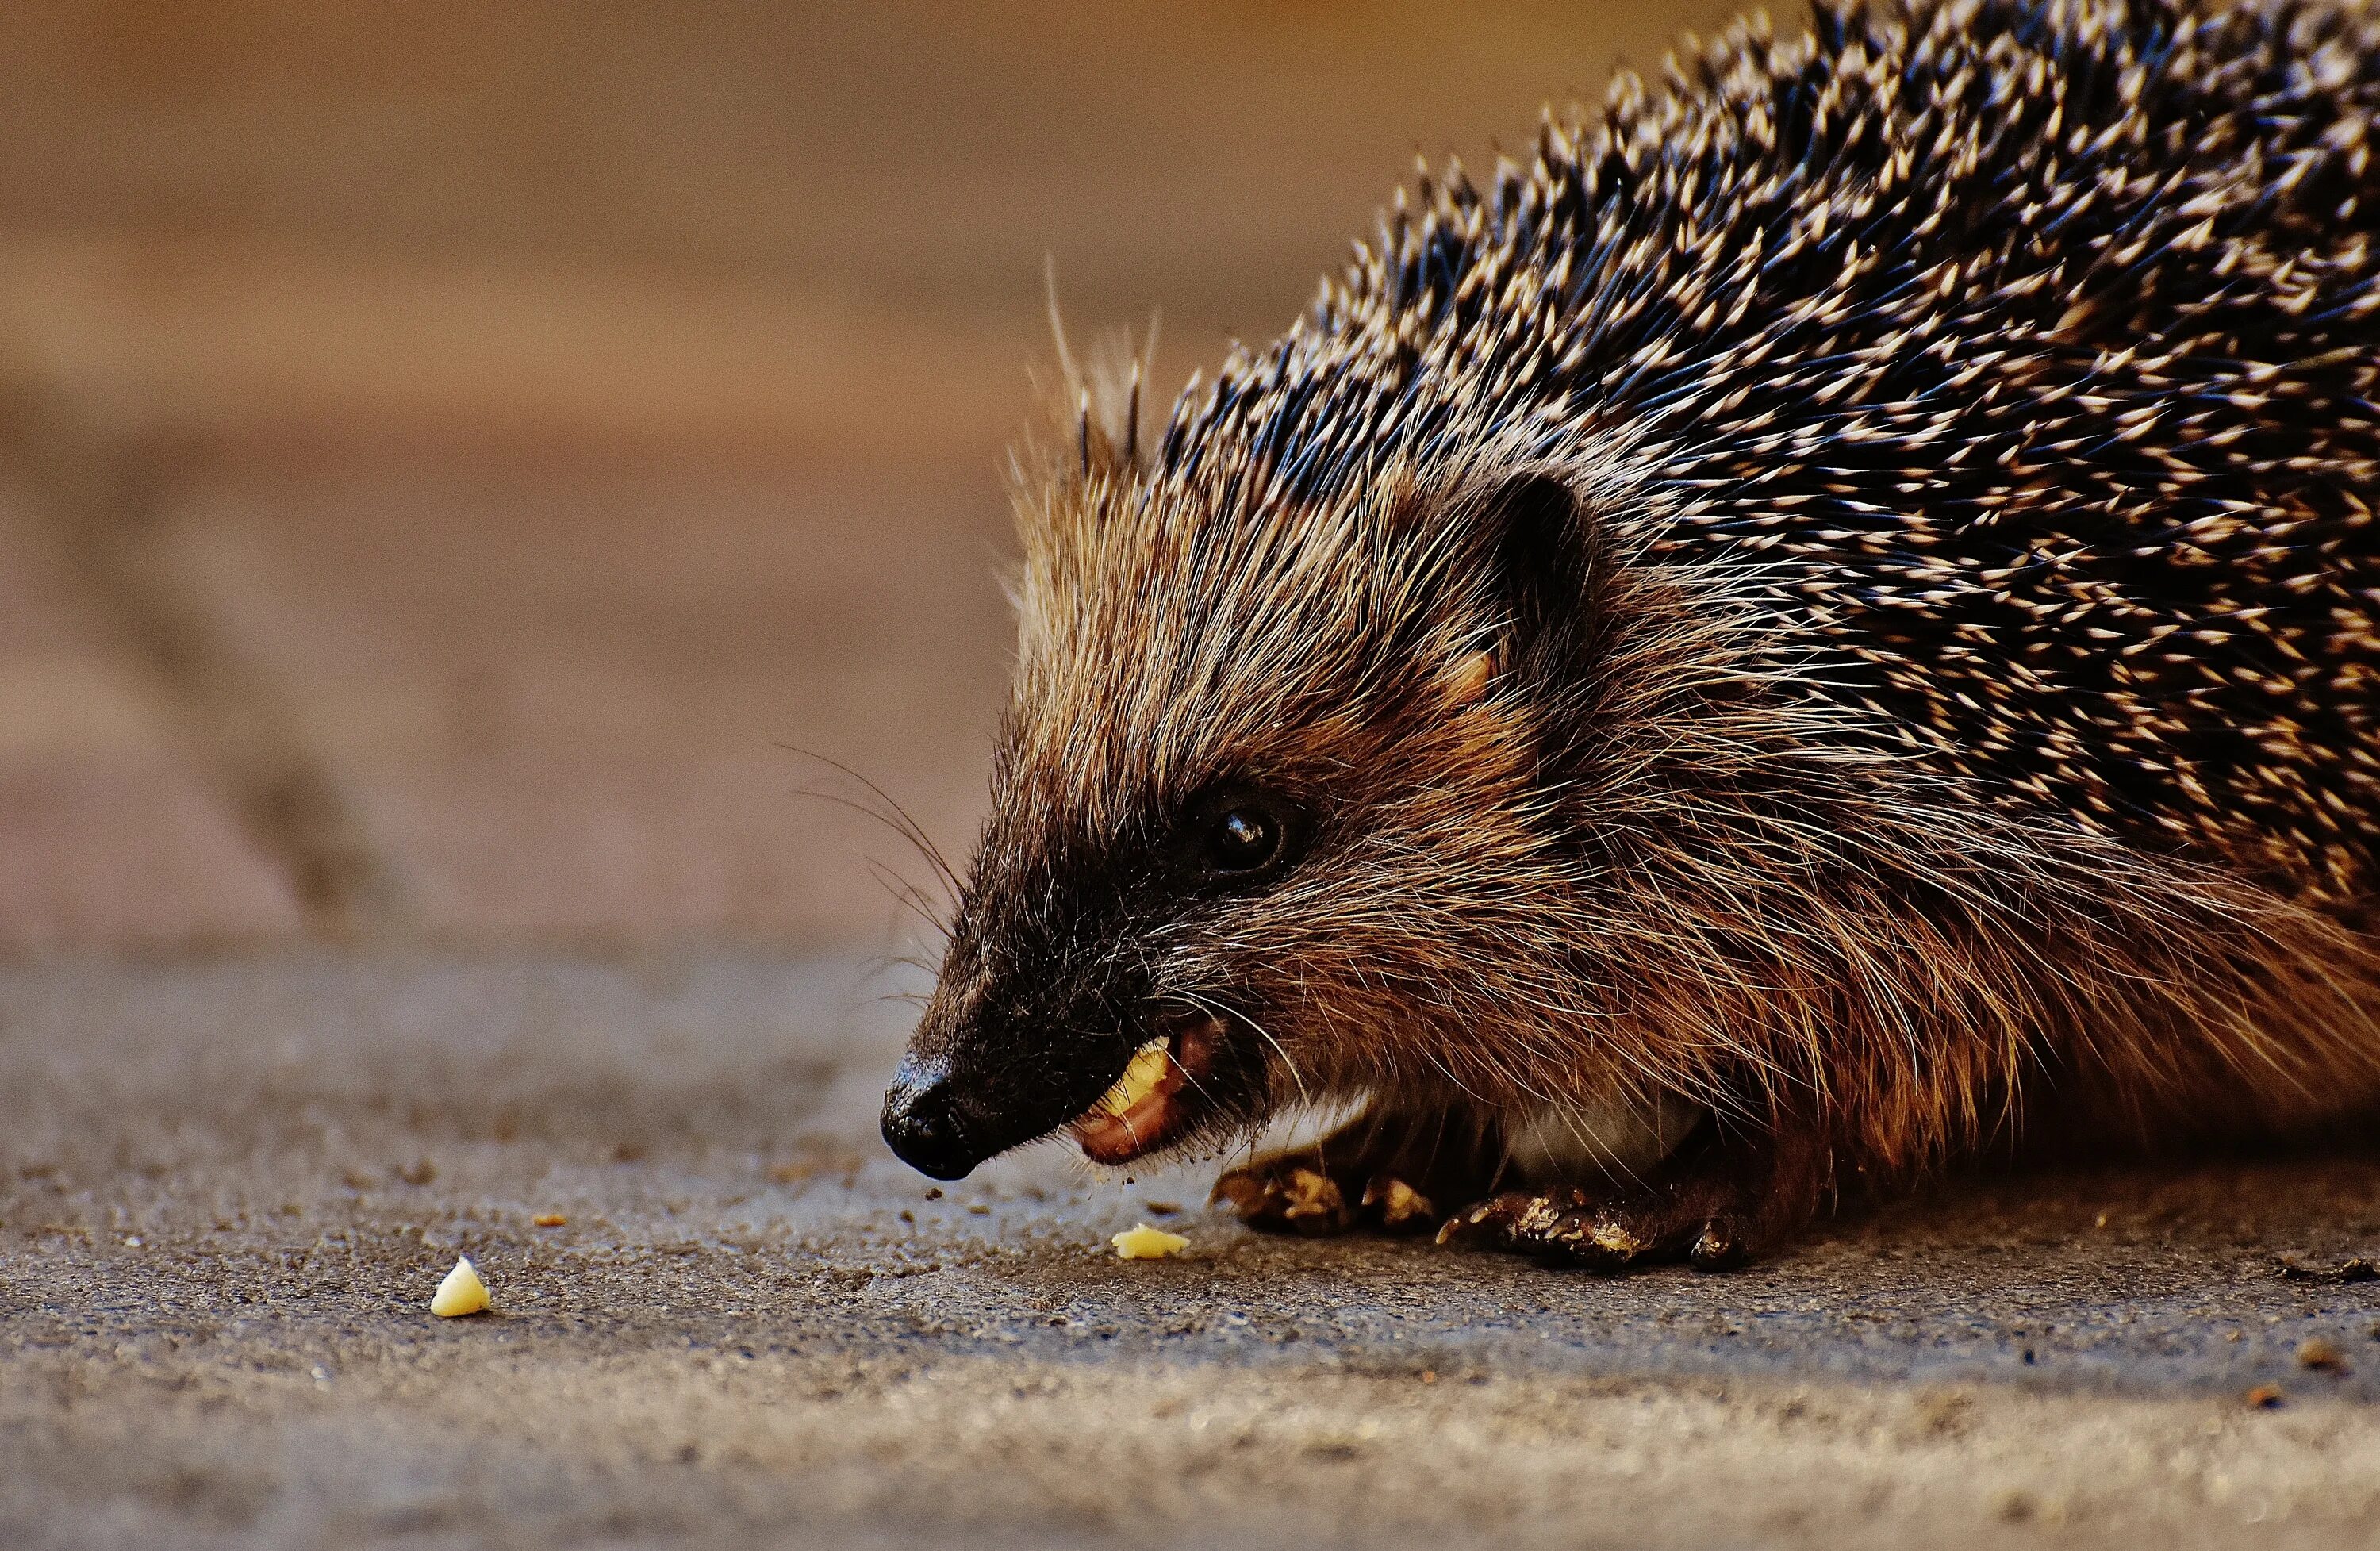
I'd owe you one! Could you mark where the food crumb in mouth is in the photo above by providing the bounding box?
[1069,1019,1219,1166]
[430,1256,490,1317]
[1111,1223,1191,1260]
[1093,1038,1171,1116]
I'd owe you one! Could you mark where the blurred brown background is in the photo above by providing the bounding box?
[0,0,1749,957]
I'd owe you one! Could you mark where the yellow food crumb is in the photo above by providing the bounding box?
[430,1256,490,1317]
[532,1213,567,1227]
[1092,1038,1170,1117]
[1111,1223,1190,1260]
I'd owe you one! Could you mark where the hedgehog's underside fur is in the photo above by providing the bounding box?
[894,0,2380,1265]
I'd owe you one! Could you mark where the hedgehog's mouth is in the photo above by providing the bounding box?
[1066,1013,1222,1165]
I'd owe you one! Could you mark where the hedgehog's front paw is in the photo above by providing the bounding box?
[1438,1126,1821,1273]
[1211,1158,1357,1234]
[1211,1158,1441,1237]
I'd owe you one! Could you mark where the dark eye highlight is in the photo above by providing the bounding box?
[1206,805,1280,873]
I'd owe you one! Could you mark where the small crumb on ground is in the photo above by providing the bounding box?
[2297,1337,2349,1373]
[2245,1384,2285,1409]
[1111,1223,1190,1260]
[430,1256,490,1317]
[532,1213,566,1227]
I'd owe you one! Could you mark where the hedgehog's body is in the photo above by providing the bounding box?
[883,0,2380,1266]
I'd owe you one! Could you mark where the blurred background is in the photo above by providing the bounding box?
[0,0,1746,960]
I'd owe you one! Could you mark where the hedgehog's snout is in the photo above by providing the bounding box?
[883,973,1135,1178]
[880,1052,977,1180]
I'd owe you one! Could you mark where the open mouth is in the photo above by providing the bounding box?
[1065,1014,1221,1165]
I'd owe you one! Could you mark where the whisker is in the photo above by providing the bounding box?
[864,857,954,946]
[854,952,941,991]
[778,743,964,898]
[800,781,961,904]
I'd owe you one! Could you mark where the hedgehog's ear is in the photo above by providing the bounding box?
[1475,471,1596,689]
[1436,472,1592,707]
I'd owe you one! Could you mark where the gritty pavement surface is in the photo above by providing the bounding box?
[6,952,2380,1551]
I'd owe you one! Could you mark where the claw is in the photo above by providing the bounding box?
[1433,1206,1482,1247]
[1687,1217,1751,1272]
[1208,1170,1267,1215]
[1361,1174,1437,1233]
[1434,1191,1548,1251]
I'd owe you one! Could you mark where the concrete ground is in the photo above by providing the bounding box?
[2,4,2379,1548]
[6,953,2380,1551]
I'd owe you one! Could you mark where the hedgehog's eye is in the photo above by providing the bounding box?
[1207,806,1280,873]
[1180,789,1299,881]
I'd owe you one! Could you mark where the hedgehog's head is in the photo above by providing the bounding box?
[881,423,1629,1179]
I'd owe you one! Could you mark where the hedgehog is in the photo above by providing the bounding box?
[879,0,2380,1269]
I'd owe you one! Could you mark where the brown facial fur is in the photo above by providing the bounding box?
[885,0,2380,1261]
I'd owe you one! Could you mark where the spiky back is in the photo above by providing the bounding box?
[1130,0,2380,915]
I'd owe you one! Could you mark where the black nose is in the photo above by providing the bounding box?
[881,1057,978,1180]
